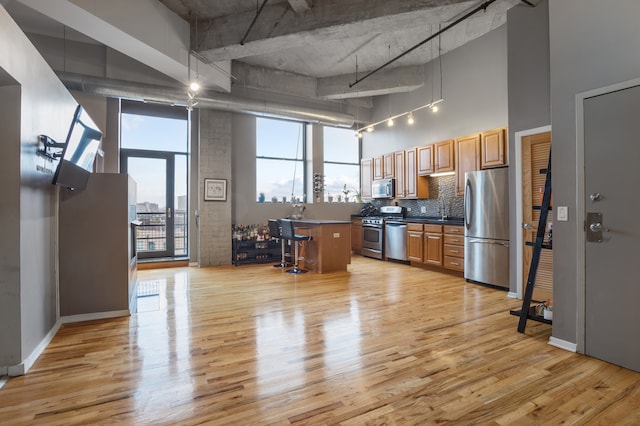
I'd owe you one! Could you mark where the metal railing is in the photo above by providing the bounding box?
[136,210,187,255]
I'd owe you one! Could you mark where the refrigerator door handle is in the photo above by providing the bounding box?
[464,178,472,229]
[468,238,510,248]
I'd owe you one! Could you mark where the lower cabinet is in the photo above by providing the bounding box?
[443,225,464,271]
[406,222,464,273]
[424,224,443,266]
[351,218,362,254]
[407,223,424,262]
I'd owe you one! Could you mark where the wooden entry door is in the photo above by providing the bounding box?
[521,132,552,302]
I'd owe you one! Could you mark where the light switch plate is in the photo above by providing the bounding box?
[420,206,427,213]
[557,206,568,221]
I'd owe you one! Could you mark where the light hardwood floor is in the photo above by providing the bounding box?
[1,256,639,425]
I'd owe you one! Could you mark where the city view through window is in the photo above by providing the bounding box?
[121,112,188,258]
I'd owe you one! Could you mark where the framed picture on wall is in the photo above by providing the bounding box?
[204,178,227,201]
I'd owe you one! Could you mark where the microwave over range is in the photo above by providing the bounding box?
[371,178,395,199]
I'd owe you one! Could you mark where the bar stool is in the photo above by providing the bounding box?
[268,219,290,268]
[279,219,311,274]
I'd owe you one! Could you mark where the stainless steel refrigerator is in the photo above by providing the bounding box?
[464,167,510,288]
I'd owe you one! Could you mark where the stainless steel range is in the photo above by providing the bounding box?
[361,206,405,260]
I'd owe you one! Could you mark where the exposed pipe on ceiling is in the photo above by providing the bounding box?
[240,0,270,45]
[57,72,354,128]
[349,0,497,88]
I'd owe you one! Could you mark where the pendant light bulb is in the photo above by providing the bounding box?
[367,126,374,133]
[430,104,439,113]
[407,113,415,125]
[190,80,201,92]
[387,118,394,127]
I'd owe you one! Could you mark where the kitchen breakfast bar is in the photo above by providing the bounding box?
[293,219,352,274]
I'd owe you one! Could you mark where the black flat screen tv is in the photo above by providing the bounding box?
[52,105,103,190]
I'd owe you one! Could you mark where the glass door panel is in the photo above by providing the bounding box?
[174,155,188,256]
[126,156,172,259]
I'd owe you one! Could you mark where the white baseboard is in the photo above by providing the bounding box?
[507,291,519,299]
[7,319,62,376]
[61,310,130,324]
[548,336,577,352]
[188,261,198,267]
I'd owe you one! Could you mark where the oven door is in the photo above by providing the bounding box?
[361,224,383,259]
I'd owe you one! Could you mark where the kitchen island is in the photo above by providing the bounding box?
[292,219,352,273]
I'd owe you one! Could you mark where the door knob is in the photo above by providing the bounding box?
[523,223,534,230]
[590,192,602,202]
[589,222,609,233]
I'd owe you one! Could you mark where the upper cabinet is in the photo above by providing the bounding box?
[373,156,383,180]
[405,148,429,199]
[455,133,481,195]
[481,127,507,169]
[383,152,395,179]
[394,151,406,198]
[434,139,455,173]
[417,145,434,176]
[360,158,373,199]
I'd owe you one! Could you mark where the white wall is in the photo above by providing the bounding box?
[363,25,508,157]
[0,5,80,373]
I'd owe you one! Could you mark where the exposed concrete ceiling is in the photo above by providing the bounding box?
[1,0,529,122]
[159,0,522,99]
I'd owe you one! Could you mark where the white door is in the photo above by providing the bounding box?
[584,84,640,372]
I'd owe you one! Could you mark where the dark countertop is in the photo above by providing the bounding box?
[393,217,465,226]
[350,214,464,226]
[293,219,352,225]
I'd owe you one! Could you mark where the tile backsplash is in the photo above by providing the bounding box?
[370,175,464,218]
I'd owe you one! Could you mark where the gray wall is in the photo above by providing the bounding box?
[363,25,508,157]
[198,109,233,266]
[549,0,640,344]
[0,5,80,372]
[507,1,551,294]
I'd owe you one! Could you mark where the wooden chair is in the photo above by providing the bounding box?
[279,219,311,274]
[268,219,290,268]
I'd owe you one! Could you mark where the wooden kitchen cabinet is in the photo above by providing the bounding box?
[373,156,383,180]
[455,133,481,195]
[443,225,464,272]
[351,218,362,254]
[405,148,429,199]
[360,158,373,199]
[434,139,455,173]
[407,223,424,262]
[417,145,434,175]
[424,224,443,266]
[394,150,406,198]
[481,127,507,169]
[383,152,395,178]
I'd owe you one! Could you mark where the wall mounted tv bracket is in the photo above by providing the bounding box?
[37,134,66,160]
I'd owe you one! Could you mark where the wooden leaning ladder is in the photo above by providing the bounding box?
[511,154,552,332]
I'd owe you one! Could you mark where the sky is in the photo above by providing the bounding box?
[121,113,188,209]
[120,113,361,208]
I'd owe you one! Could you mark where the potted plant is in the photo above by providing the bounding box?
[271,196,278,203]
[258,192,265,203]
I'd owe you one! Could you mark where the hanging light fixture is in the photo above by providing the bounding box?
[407,112,415,125]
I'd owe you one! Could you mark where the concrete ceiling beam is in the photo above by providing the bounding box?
[287,0,310,14]
[318,65,426,100]
[16,0,231,92]
[196,0,473,62]
[231,61,318,99]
